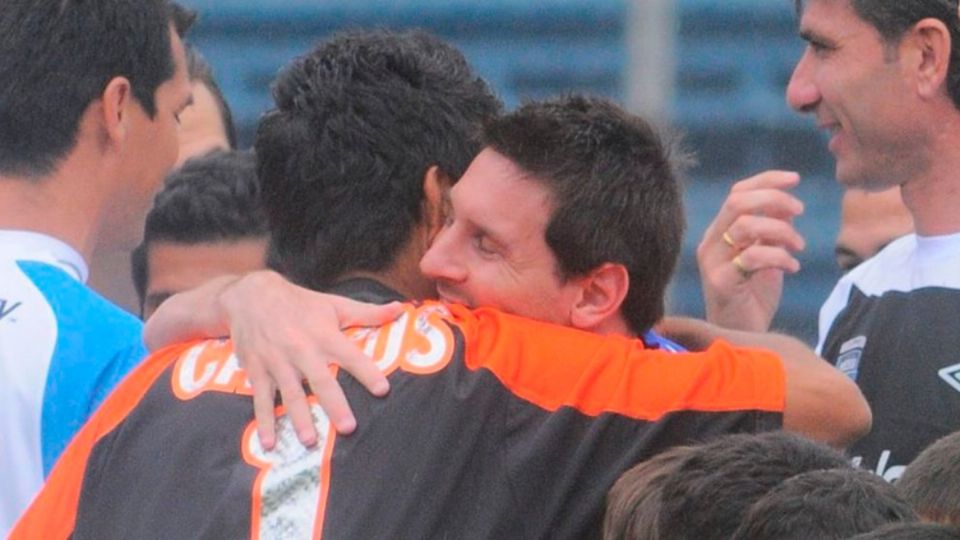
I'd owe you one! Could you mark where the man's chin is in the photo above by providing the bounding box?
[834,159,867,189]
[835,163,897,192]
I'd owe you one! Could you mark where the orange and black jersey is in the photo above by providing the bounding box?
[14,283,785,539]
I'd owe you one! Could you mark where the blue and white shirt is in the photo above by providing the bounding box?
[0,231,146,535]
[817,231,960,482]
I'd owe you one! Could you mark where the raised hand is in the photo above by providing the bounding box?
[696,171,806,332]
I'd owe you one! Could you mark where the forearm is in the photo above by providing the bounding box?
[716,326,872,448]
[658,316,870,448]
[143,274,238,350]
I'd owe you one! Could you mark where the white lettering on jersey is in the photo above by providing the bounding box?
[243,404,330,539]
[852,450,905,483]
[0,298,22,322]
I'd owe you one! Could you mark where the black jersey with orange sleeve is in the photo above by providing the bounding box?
[12,286,784,540]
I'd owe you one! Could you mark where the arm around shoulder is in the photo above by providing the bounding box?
[657,317,871,448]
[776,336,871,449]
[727,327,870,448]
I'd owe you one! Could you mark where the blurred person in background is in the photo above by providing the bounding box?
[693,0,960,481]
[132,150,268,319]
[0,0,194,534]
[175,46,237,166]
[835,187,913,273]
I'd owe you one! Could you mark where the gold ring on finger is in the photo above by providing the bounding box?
[732,255,752,278]
[722,231,738,250]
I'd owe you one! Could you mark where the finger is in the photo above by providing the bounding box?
[325,335,391,397]
[306,366,357,436]
[704,189,804,249]
[729,170,800,193]
[699,199,803,266]
[327,296,405,328]
[720,188,805,225]
[735,245,803,275]
[726,215,806,253]
[250,371,278,450]
[275,371,318,447]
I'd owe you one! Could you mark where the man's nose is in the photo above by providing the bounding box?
[785,49,820,114]
[419,229,467,283]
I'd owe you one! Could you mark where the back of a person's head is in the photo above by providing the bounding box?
[0,0,191,178]
[132,150,268,305]
[897,430,960,526]
[481,95,686,334]
[655,431,851,540]
[850,522,960,540]
[731,468,917,540]
[603,446,695,540]
[255,29,502,292]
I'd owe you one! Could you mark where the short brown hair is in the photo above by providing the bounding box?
[482,95,687,334]
[897,430,960,525]
[603,446,694,540]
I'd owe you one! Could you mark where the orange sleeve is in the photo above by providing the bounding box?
[9,341,203,539]
[451,304,785,420]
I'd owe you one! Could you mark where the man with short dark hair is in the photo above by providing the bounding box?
[695,0,960,480]
[132,150,269,319]
[731,468,916,539]
[654,432,853,540]
[421,95,683,339]
[0,0,195,533]
[257,31,498,301]
[89,41,238,313]
[14,31,864,539]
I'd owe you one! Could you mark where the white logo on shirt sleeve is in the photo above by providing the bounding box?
[836,336,867,381]
[937,363,960,394]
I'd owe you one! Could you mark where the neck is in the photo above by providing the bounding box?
[339,242,435,301]
[585,314,634,338]
[900,107,960,236]
[0,158,105,263]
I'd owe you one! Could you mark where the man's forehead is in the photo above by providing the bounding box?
[796,0,853,14]
[797,0,876,45]
[452,149,551,204]
[796,0,866,29]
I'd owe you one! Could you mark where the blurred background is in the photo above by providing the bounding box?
[180,0,843,344]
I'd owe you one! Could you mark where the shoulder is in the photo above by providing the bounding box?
[817,234,917,352]
[844,234,916,292]
[447,305,785,418]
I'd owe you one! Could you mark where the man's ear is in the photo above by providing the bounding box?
[904,18,952,100]
[422,165,452,246]
[99,76,134,148]
[569,263,629,332]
